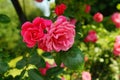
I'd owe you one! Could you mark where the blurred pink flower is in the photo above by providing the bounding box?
[115,36,120,42]
[85,4,91,13]
[115,23,120,28]
[69,18,77,25]
[61,76,66,80]
[82,71,91,80]
[93,12,103,22]
[84,56,88,62]
[84,30,98,43]
[39,62,51,76]
[55,3,67,16]
[111,12,120,28]
[113,36,120,56]
[21,17,46,48]
[38,16,75,52]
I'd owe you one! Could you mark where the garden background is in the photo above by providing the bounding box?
[0,0,120,80]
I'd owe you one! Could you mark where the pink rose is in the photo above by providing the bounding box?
[93,12,103,22]
[84,30,98,43]
[39,62,51,76]
[82,71,91,80]
[38,16,75,52]
[111,12,120,28]
[85,4,91,13]
[55,3,67,16]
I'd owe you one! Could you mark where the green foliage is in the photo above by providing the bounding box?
[0,62,9,74]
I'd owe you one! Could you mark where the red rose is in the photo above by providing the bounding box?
[55,3,67,16]
[93,12,103,22]
[21,17,50,48]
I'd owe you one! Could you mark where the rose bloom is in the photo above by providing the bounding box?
[85,4,91,13]
[93,12,103,22]
[82,71,91,80]
[55,3,67,16]
[38,16,75,52]
[84,30,98,43]
[39,62,51,76]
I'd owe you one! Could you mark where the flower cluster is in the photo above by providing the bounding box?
[113,36,120,56]
[21,16,75,52]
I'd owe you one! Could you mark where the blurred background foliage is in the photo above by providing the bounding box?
[0,0,120,80]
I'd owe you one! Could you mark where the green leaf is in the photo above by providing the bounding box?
[54,53,62,66]
[0,14,10,23]
[46,67,63,77]
[60,46,84,70]
[0,62,9,74]
[28,69,43,80]
[16,57,27,69]
[28,54,45,68]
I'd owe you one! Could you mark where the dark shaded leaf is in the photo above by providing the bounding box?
[46,67,63,77]
[60,46,84,70]
[16,57,27,69]
[28,69,43,80]
[42,52,53,59]
[54,53,62,66]
[28,54,45,68]
[0,14,10,23]
[0,62,9,74]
